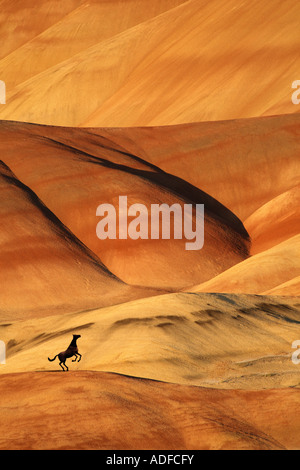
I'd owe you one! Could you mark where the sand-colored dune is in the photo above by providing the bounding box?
[94,114,300,295]
[0,0,187,89]
[0,0,299,126]
[185,236,300,296]
[0,371,299,450]
[0,120,250,289]
[103,113,300,224]
[0,160,160,320]
[1,0,300,453]
[244,184,300,255]
[0,116,298,294]
[263,276,300,297]
[1,292,299,390]
[0,0,86,60]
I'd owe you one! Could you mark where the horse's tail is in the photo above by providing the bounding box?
[48,355,58,362]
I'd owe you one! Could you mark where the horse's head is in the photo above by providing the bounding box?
[69,334,81,348]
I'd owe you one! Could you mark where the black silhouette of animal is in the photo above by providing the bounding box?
[48,335,82,371]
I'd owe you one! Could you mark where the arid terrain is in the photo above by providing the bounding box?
[0,0,299,451]
[0,371,299,450]
[0,0,300,127]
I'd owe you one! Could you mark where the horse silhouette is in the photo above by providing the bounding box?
[48,334,81,371]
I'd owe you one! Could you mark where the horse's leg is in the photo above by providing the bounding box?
[72,354,78,362]
[77,353,82,362]
[59,361,65,371]
[64,361,69,371]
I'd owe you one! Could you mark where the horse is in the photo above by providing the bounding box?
[48,334,82,371]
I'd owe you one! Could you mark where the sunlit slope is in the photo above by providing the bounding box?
[0,117,298,293]
[0,0,86,60]
[185,236,300,295]
[1,292,299,390]
[244,184,300,255]
[84,0,300,127]
[0,0,187,89]
[0,121,250,289]
[0,371,299,450]
[263,276,300,296]
[102,114,300,225]
[0,160,159,320]
[0,0,299,126]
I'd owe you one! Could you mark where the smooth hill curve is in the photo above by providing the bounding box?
[262,276,300,296]
[0,0,188,89]
[2,292,299,390]
[0,371,299,450]
[0,0,299,126]
[185,235,300,295]
[244,184,300,255]
[0,120,250,289]
[101,113,300,224]
[0,160,159,320]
